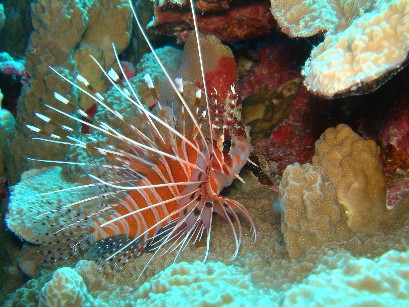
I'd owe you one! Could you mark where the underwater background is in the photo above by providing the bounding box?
[0,0,409,305]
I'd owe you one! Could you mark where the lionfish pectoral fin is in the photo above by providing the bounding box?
[89,235,145,274]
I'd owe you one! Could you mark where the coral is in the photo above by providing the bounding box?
[270,0,409,98]
[312,124,388,233]
[282,249,409,305]
[4,0,132,185]
[279,163,352,259]
[279,124,409,259]
[241,79,301,143]
[149,0,277,42]
[174,33,237,104]
[6,248,409,305]
[39,267,96,307]
[64,45,182,182]
[159,0,235,12]
[6,167,89,245]
[5,165,409,305]
[239,40,307,99]
[380,95,409,176]
[251,86,329,188]
[73,0,132,110]
[238,40,329,188]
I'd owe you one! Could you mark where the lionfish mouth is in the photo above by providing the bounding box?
[9,0,256,276]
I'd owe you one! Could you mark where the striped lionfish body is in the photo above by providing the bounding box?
[19,0,256,273]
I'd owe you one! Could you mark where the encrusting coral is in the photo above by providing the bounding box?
[312,124,388,233]
[279,163,352,259]
[270,0,409,98]
[6,242,409,305]
[279,124,408,259]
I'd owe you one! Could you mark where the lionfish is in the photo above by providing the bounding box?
[16,0,256,274]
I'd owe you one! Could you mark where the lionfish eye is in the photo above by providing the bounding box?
[222,139,232,151]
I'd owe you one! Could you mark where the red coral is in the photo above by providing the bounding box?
[81,103,98,134]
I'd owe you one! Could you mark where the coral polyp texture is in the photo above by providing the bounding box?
[312,124,388,233]
[270,0,409,98]
[279,124,409,259]
[279,163,352,259]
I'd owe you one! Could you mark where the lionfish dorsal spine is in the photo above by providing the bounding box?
[15,0,257,276]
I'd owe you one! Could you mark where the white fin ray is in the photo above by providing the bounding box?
[44,102,207,174]
[128,0,210,156]
[91,49,209,163]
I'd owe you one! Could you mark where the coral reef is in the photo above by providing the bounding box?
[0,54,27,116]
[251,86,329,188]
[64,45,183,182]
[149,0,277,42]
[270,0,409,98]
[3,1,409,306]
[4,0,132,185]
[39,267,96,306]
[241,79,301,143]
[6,215,409,305]
[279,124,409,259]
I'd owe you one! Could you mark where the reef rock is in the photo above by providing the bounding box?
[149,0,277,42]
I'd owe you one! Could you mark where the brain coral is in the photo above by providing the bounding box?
[270,0,409,98]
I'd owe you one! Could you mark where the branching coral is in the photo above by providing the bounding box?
[270,0,409,98]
